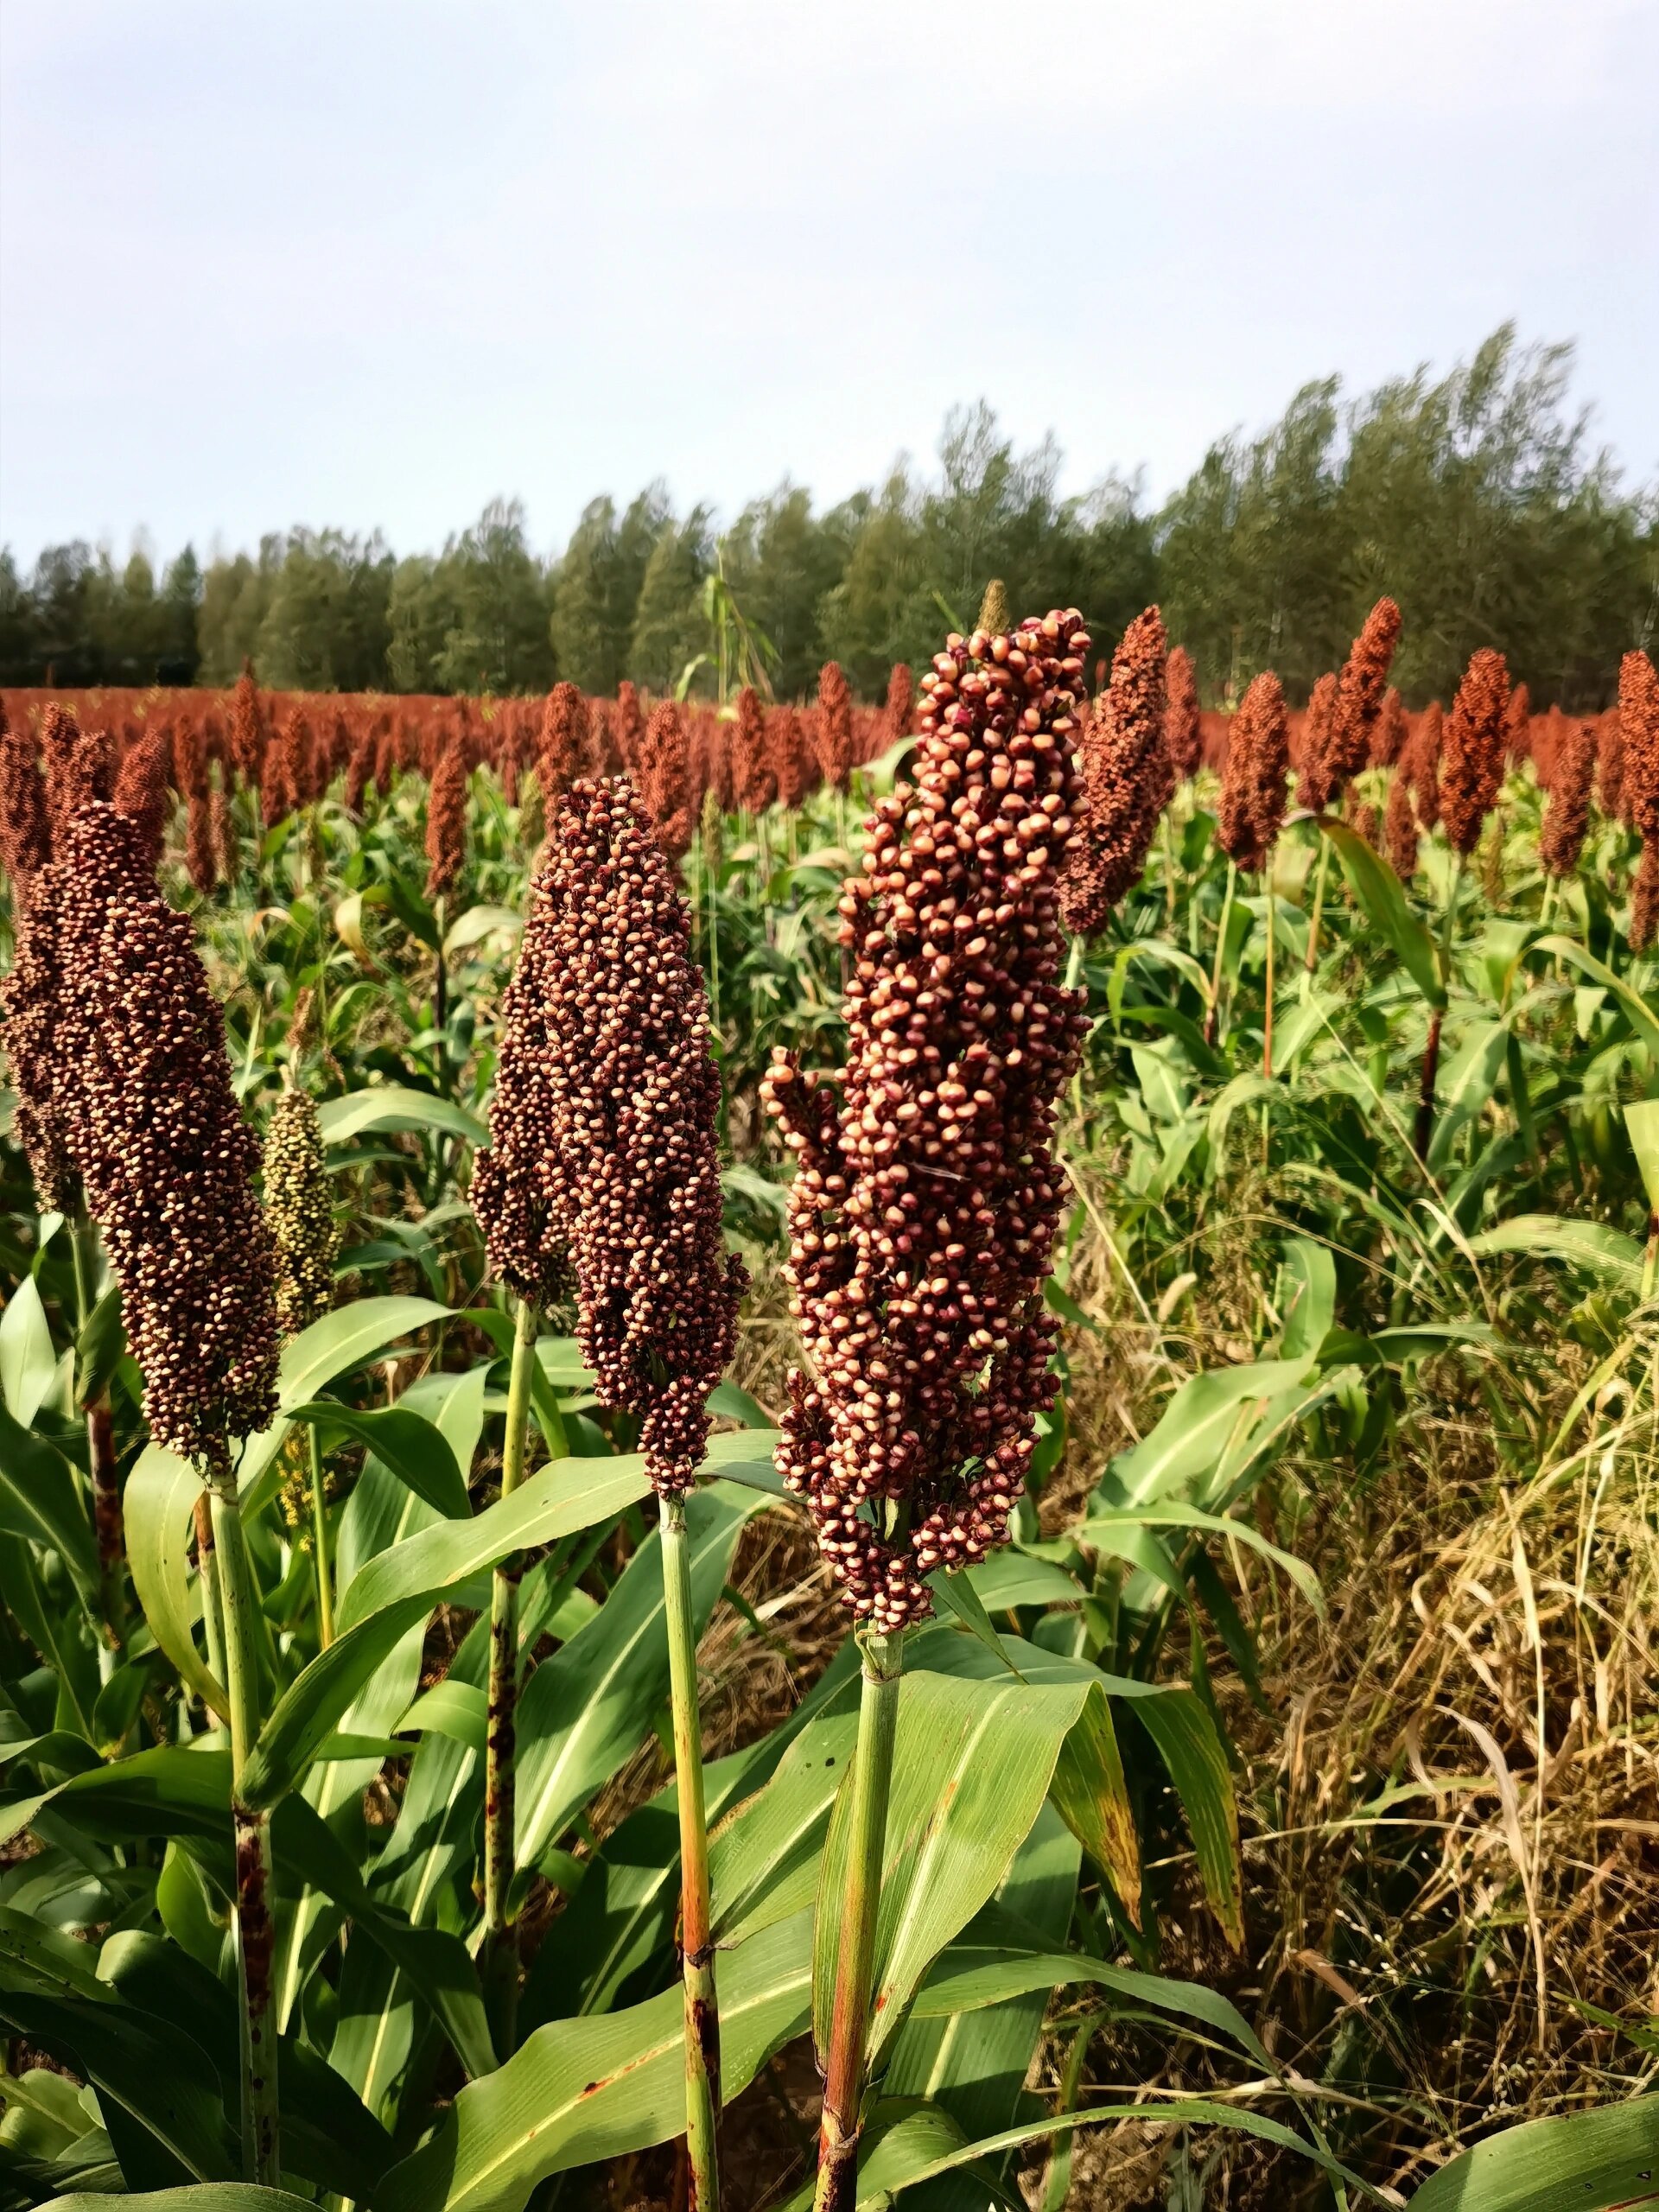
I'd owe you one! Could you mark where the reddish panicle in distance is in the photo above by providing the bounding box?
[1321,597,1403,801]
[1060,605,1170,939]
[1540,716,1598,879]
[1216,671,1291,874]
[1163,646,1202,780]
[636,699,693,860]
[1439,648,1511,855]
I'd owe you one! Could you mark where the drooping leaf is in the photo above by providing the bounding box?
[1536,934,1659,1059]
[1466,1215,1643,1284]
[1320,816,1446,1008]
[286,1401,470,1520]
[317,1085,487,1150]
[0,1272,58,1425]
[0,1401,99,1605]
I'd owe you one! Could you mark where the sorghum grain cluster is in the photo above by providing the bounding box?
[763,607,1090,1629]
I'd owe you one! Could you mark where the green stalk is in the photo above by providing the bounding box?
[194,1492,228,1702]
[209,1472,280,2185]
[661,1491,720,2209]
[1160,809,1179,930]
[1414,852,1464,1162]
[308,1426,334,1648]
[1204,860,1238,1049]
[70,1210,125,1669]
[433,893,448,1041]
[1641,1214,1657,1305]
[1302,834,1332,982]
[815,1628,904,2212]
[484,1295,537,2056]
[1262,878,1276,1081]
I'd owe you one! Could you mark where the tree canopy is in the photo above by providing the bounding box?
[3,327,1651,706]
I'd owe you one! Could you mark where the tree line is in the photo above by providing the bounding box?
[3,327,1652,709]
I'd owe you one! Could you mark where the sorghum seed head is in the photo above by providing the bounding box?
[0,702,51,886]
[1060,606,1170,939]
[425,741,469,899]
[1164,646,1202,781]
[265,1085,339,1333]
[57,801,279,1473]
[1217,671,1290,874]
[731,688,776,815]
[1440,648,1510,855]
[1540,716,1598,879]
[637,700,693,860]
[1618,649,1659,844]
[764,607,1092,1630]
[1321,598,1402,799]
[473,777,744,1493]
[815,662,855,791]
[1295,673,1341,815]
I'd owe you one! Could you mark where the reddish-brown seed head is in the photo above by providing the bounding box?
[1060,605,1170,939]
[1321,598,1403,800]
[0,702,51,886]
[1440,648,1510,855]
[815,662,855,791]
[1540,716,1598,880]
[1216,671,1290,874]
[1618,649,1659,843]
[1295,673,1341,814]
[424,741,469,899]
[472,777,743,1492]
[1164,646,1202,780]
[730,687,775,814]
[763,607,1091,1630]
[636,699,693,860]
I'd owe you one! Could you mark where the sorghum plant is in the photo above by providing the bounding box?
[1211,670,1290,1064]
[8,770,284,2179]
[764,607,1090,2208]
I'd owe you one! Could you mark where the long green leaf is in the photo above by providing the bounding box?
[40,2190,316,2210]
[1536,934,1659,1059]
[1320,815,1446,1008]
[514,1482,765,1867]
[373,1911,814,2212]
[240,1294,454,1512]
[1466,1215,1644,1283]
[813,1667,1094,2073]
[0,1273,58,1424]
[317,1086,487,1148]
[286,1400,469,1519]
[1405,2094,1659,2209]
[0,1401,99,1604]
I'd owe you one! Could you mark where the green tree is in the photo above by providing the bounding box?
[628,505,713,692]
[550,486,671,693]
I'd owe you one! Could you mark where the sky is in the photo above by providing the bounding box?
[2,0,1656,570]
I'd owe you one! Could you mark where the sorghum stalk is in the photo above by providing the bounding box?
[484,1294,537,2056]
[308,1427,334,1648]
[70,1207,125,1667]
[210,1470,281,2184]
[1414,855,1464,1162]
[1302,839,1330,981]
[661,1491,720,2209]
[815,1629,904,2212]
[1205,861,1238,1049]
[1262,881,1276,1082]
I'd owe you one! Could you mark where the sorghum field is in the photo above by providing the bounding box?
[1,601,1656,2212]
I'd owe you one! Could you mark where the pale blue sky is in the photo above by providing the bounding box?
[2,0,1655,569]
